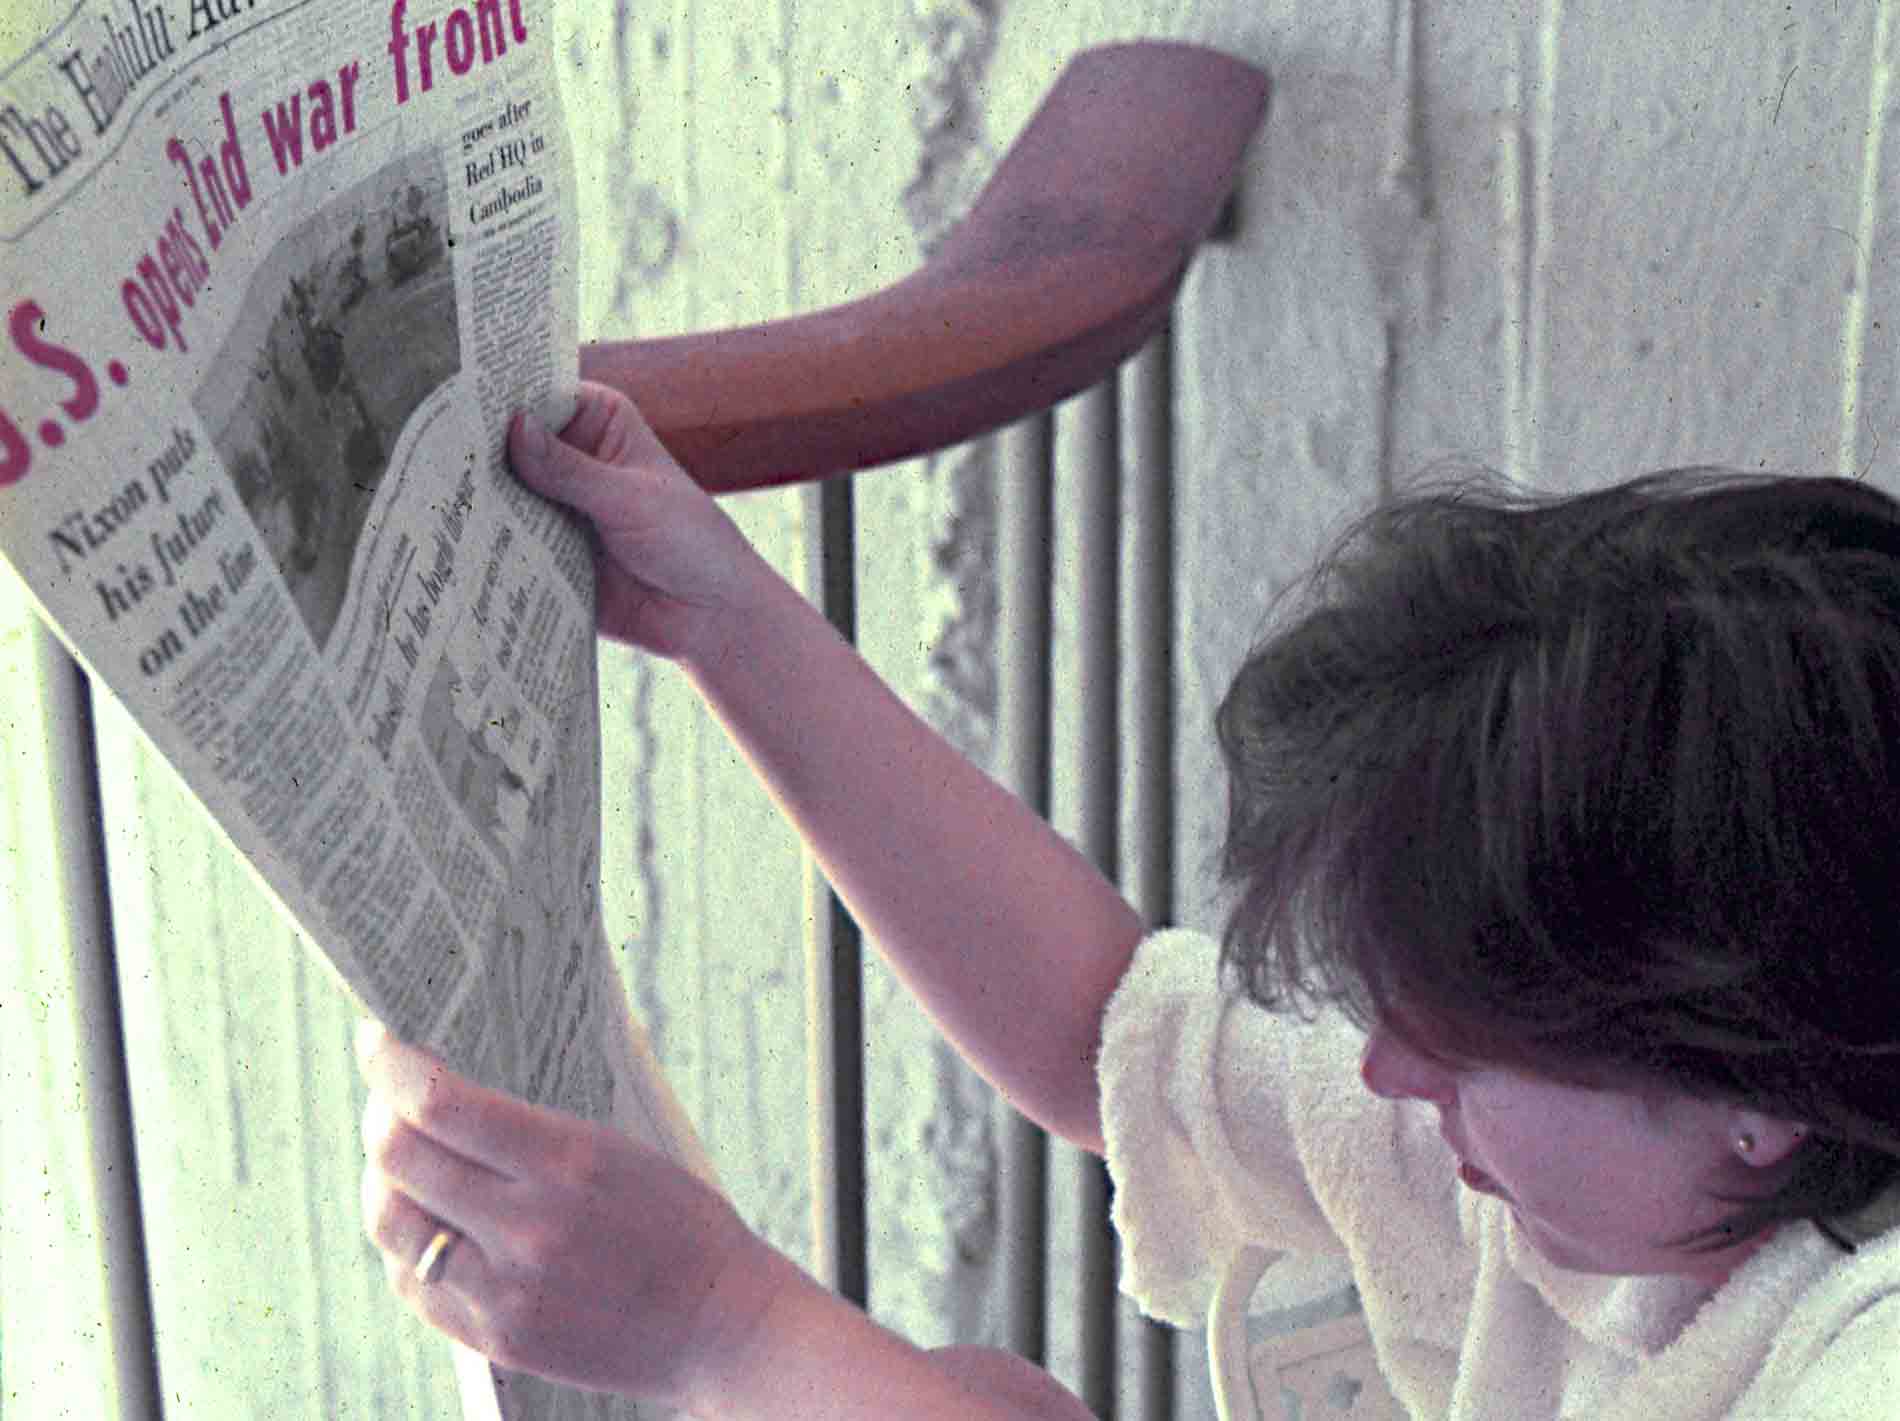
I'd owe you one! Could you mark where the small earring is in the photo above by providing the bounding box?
[1736,1132,1757,1156]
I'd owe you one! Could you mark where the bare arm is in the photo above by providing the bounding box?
[699,1249,1096,1421]
[686,568,1143,1152]
[510,386,1142,1152]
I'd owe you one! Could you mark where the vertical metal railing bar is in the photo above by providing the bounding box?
[802,476,870,1309]
[994,414,1055,1365]
[30,638,165,1421]
[1121,328,1179,1421]
[1066,378,1122,1419]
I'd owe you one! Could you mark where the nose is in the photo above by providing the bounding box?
[1360,1025,1457,1105]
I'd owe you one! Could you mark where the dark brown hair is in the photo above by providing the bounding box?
[1216,467,1900,1252]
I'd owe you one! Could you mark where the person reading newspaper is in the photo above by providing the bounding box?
[357,383,1900,1420]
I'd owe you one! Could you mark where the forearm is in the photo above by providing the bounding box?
[684,569,1143,1152]
[691,1248,1093,1421]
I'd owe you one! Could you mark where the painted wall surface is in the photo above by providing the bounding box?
[5,1,1896,1418]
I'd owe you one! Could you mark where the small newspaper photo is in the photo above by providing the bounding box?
[1,2,712,1417]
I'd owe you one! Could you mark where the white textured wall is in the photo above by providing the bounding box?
[7,2,1897,1418]
[571,1,1900,1413]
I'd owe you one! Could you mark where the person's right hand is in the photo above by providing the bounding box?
[508,382,777,666]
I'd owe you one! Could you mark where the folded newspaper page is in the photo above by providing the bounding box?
[2,2,713,1416]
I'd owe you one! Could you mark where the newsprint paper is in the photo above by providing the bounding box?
[1,1,713,1417]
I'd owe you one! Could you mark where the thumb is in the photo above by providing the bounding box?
[508,408,608,517]
[508,386,679,526]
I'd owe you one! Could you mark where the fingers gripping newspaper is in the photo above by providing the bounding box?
[1,2,715,1417]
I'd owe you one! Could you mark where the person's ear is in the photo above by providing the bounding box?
[1730,1115,1810,1168]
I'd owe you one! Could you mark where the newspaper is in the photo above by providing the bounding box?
[1,2,712,1417]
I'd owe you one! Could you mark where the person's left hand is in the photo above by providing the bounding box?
[355,1020,771,1403]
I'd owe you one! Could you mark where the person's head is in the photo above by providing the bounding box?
[1216,467,1900,1274]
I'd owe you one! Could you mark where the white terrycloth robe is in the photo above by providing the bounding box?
[1099,929,1900,1420]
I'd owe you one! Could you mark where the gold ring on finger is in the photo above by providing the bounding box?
[414,1225,460,1286]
